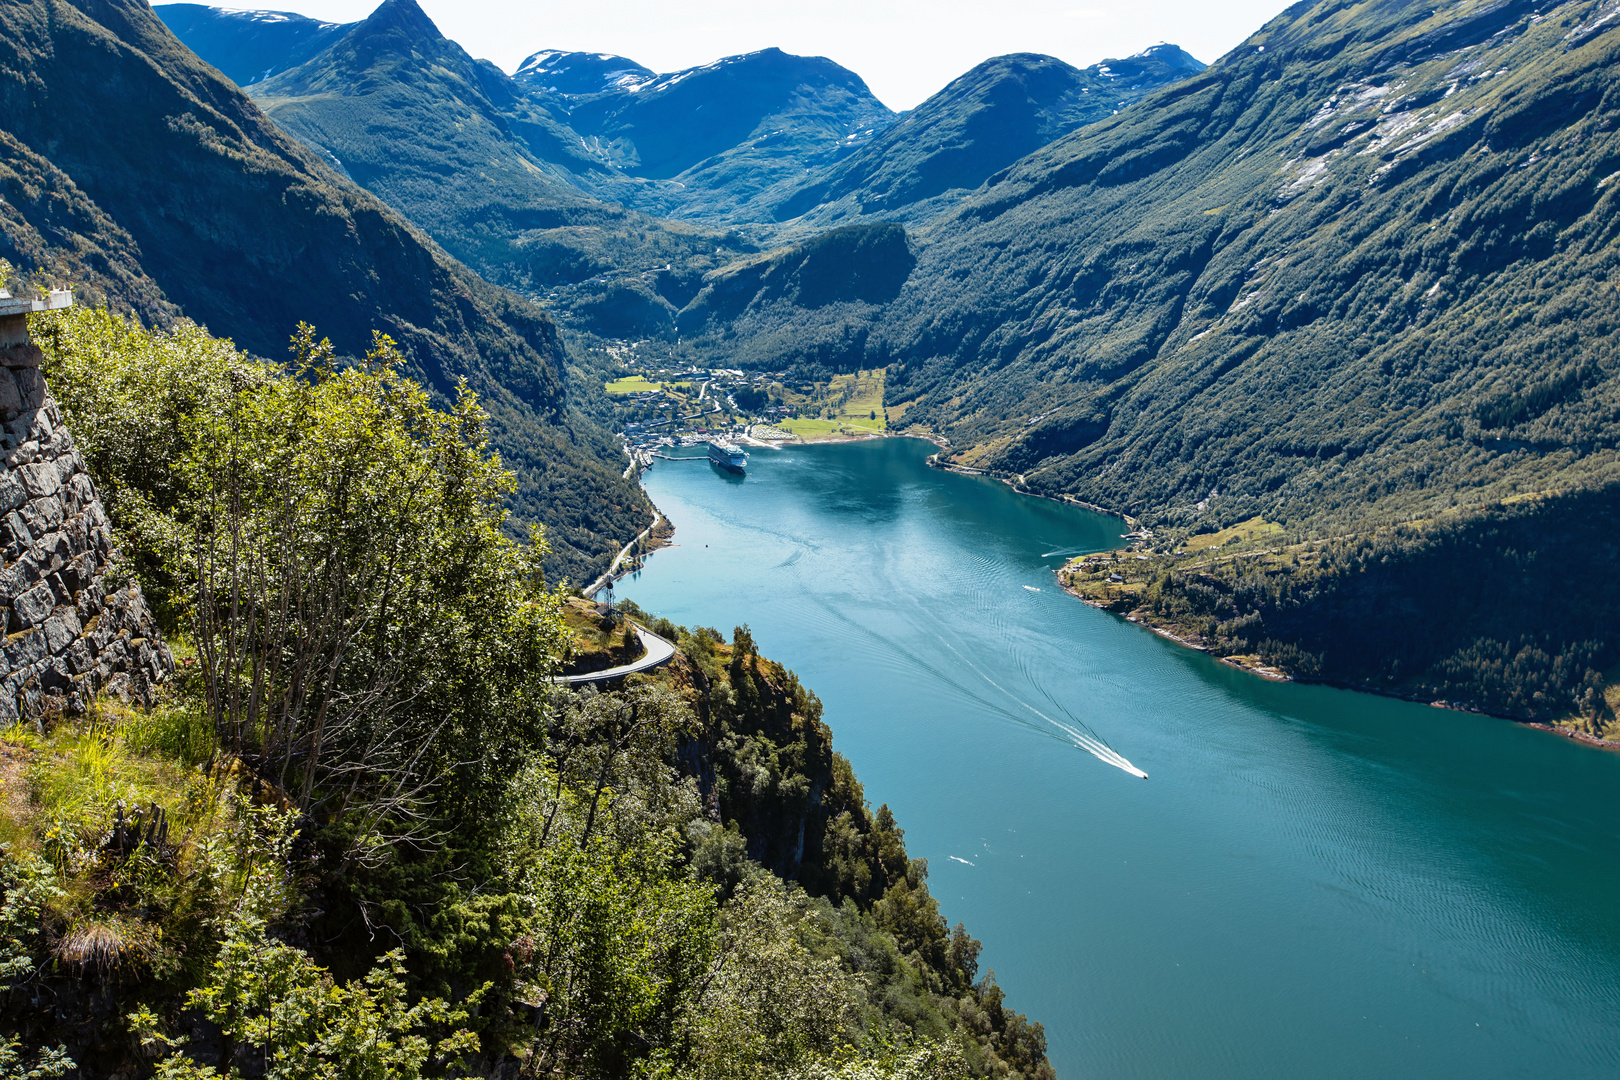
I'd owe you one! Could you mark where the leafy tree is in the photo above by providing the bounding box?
[151,918,477,1080]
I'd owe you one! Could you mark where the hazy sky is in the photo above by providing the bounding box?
[253,0,1291,110]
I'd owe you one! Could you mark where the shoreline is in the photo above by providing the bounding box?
[925,456,1139,527]
[587,509,673,598]
[745,424,946,449]
[1054,569,1620,752]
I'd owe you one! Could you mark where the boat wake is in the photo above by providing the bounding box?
[1022,585,1041,592]
[764,557,1146,777]
[1039,545,1091,558]
[779,578,1148,780]
[942,642,1148,779]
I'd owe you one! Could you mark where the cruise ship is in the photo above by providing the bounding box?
[707,439,748,472]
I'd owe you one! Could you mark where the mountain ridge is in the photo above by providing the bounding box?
[152,2,353,85]
[245,0,747,312]
[0,0,652,584]
[768,44,1206,233]
[158,2,1206,240]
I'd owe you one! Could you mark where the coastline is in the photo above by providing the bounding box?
[745,424,946,448]
[1054,566,1620,752]
[925,454,1138,527]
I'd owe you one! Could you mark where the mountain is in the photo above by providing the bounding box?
[0,0,652,584]
[512,48,654,98]
[151,3,353,86]
[531,47,898,228]
[158,3,1201,245]
[241,0,745,319]
[772,45,1205,230]
[878,0,1620,528]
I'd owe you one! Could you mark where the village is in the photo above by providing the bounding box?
[601,350,893,457]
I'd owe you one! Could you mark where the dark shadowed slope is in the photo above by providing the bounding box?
[0,0,651,584]
[772,45,1205,231]
[876,0,1620,533]
[152,3,353,86]
[244,0,746,299]
[675,222,916,370]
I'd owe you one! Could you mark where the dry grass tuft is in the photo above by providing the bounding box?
[54,914,157,978]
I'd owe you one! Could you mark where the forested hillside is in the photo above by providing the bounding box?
[872,0,1620,720]
[0,305,1052,1079]
[880,0,1620,530]
[0,0,650,584]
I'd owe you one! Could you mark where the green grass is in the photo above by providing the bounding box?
[777,417,884,437]
[773,368,888,433]
[605,375,662,395]
[1182,516,1284,554]
[829,370,886,429]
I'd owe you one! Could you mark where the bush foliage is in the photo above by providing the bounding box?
[1,312,1051,1078]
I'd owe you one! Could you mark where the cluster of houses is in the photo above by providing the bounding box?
[616,364,797,447]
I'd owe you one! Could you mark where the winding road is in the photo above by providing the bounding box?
[586,511,663,598]
[553,627,677,685]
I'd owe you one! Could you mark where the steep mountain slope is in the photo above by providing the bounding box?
[675,222,916,369]
[242,0,745,304]
[877,0,1620,533]
[0,0,651,583]
[532,47,898,229]
[858,0,1620,720]
[152,3,352,86]
[772,46,1205,231]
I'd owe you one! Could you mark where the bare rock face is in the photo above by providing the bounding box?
[0,303,171,720]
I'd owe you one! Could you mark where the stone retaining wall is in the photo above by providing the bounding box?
[0,340,170,720]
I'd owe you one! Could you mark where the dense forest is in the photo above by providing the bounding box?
[0,306,1052,1079]
[1062,486,1620,738]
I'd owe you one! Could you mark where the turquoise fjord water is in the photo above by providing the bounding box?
[616,437,1620,1080]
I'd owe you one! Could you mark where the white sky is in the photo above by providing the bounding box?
[253,0,1291,110]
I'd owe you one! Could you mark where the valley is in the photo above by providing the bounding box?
[3,0,1620,1075]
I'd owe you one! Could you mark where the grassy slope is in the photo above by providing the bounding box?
[0,0,652,585]
[883,0,1620,533]
[775,369,888,435]
[604,374,663,394]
